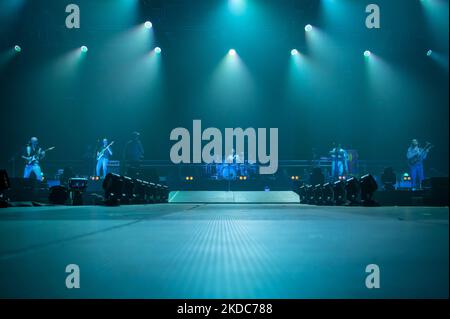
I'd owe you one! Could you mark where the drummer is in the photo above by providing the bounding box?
[226,149,237,163]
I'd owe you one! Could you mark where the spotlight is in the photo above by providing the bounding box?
[305,185,314,204]
[102,173,123,206]
[291,49,299,56]
[228,49,236,56]
[360,174,379,206]
[144,21,153,29]
[146,182,157,203]
[427,49,433,57]
[81,46,88,53]
[305,24,313,32]
[154,47,161,54]
[381,167,396,191]
[313,184,324,205]
[322,182,334,205]
[121,176,135,205]
[345,177,361,205]
[0,170,11,208]
[69,178,88,191]
[364,50,371,57]
[333,180,346,205]
[48,185,69,205]
[14,45,21,53]
[298,185,307,203]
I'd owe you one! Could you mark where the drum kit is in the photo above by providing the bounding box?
[205,162,256,180]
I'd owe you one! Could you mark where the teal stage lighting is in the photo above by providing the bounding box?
[144,21,152,29]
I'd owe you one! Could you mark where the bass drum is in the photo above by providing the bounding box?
[221,165,237,180]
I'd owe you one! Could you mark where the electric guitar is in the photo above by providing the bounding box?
[96,141,114,161]
[24,146,56,165]
[408,142,433,166]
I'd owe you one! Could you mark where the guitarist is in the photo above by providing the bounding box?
[406,139,430,189]
[96,138,113,178]
[22,137,45,180]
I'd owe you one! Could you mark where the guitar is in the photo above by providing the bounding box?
[408,142,433,166]
[96,141,114,161]
[24,146,56,165]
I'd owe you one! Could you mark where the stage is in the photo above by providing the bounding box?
[0,202,447,298]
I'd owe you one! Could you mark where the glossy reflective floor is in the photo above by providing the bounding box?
[0,203,448,298]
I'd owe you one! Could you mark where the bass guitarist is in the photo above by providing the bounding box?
[406,139,433,189]
[96,138,113,178]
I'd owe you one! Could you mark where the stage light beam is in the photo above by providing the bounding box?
[228,49,236,56]
[427,49,433,57]
[291,49,299,56]
[81,46,88,53]
[305,24,313,32]
[154,47,161,54]
[14,45,21,53]
[144,21,152,29]
[364,50,371,57]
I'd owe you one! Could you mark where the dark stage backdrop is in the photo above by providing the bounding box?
[0,0,448,174]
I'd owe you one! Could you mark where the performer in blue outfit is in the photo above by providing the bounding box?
[406,139,432,189]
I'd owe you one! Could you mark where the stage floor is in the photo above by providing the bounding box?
[0,203,448,298]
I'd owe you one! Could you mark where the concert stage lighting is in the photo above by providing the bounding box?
[313,184,324,205]
[134,179,146,204]
[144,21,153,29]
[228,49,236,56]
[381,167,396,191]
[103,173,123,206]
[68,178,88,206]
[333,180,346,205]
[360,174,379,206]
[14,45,21,53]
[364,50,371,57]
[81,46,88,53]
[121,176,135,205]
[154,47,161,54]
[291,49,299,56]
[298,185,306,203]
[48,186,69,205]
[69,178,88,191]
[310,167,325,186]
[0,170,10,208]
[345,177,361,205]
[305,185,314,204]
[322,182,334,205]
[427,49,433,57]
[305,24,313,32]
[0,170,10,192]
